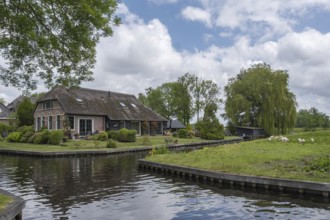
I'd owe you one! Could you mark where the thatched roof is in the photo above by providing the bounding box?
[0,103,11,119]
[7,95,37,112]
[38,86,167,122]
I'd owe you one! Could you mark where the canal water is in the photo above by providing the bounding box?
[1,154,330,220]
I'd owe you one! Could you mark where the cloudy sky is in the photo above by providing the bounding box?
[1,0,330,118]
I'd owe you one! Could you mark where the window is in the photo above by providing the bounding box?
[68,116,74,129]
[79,119,92,135]
[48,116,53,130]
[119,102,126,107]
[119,121,125,129]
[37,117,41,131]
[131,121,140,135]
[130,103,138,108]
[42,101,53,110]
[42,116,46,128]
[56,115,61,129]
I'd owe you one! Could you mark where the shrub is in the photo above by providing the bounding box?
[16,125,34,134]
[49,130,64,145]
[107,139,117,148]
[28,133,36,143]
[127,130,136,142]
[117,128,136,142]
[142,135,151,146]
[196,119,225,140]
[172,132,178,137]
[108,130,119,140]
[20,131,34,143]
[34,130,50,144]
[33,133,43,144]
[178,129,188,138]
[98,131,108,141]
[6,132,22,142]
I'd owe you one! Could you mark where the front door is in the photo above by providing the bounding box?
[79,119,92,135]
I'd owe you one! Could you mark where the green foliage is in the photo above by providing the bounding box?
[225,63,297,135]
[296,108,330,131]
[16,125,34,134]
[20,131,34,143]
[178,129,188,138]
[98,131,108,141]
[172,132,178,137]
[140,73,221,126]
[142,135,152,146]
[149,146,170,156]
[106,139,117,148]
[117,128,136,142]
[0,0,120,90]
[49,130,64,145]
[0,136,3,142]
[304,156,330,172]
[196,103,224,140]
[16,97,35,127]
[6,132,23,142]
[34,130,50,144]
[108,130,119,140]
[0,123,14,138]
[28,133,36,143]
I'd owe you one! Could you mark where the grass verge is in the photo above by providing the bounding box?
[146,130,330,182]
[0,194,12,211]
[0,136,235,152]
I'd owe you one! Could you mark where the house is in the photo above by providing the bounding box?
[0,102,11,125]
[7,95,37,112]
[33,86,168,136]
[167,119,185,132]
[236,126,265,140]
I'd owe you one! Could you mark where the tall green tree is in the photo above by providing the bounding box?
[296,108,330,131]
[196,102,224,140]
[225,63,297,135]
[16,97,35,127]
[0,0,120,91]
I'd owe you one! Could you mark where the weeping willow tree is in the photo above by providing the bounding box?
[225,63,297,135]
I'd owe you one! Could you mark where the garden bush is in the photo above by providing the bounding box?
[117,128,136,142]
[16,125,34,134]
[98,131,108,141]
[107,139,117,148]
[20,131,34,143]
[172,132,178,137]
[6,132,22,142]
[28,133,36,143]
[108,130,119,140]
[178,129,188,138]
[49,130,64,145]
[34,130,50,144]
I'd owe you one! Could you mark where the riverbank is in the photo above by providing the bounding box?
[145,130,330,183]
[0,189,25,220]
[0,138,242,157]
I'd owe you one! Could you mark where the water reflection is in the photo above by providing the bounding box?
[1,154,330,220]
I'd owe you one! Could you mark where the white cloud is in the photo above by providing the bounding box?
[181,6,212,28]
[2,2,330,119]
[149,0,178,4]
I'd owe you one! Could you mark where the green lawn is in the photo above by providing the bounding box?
[0,194,12,211]
[0,136,217,152]
[147,130,330,182]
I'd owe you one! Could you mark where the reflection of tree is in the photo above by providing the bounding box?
[1,154,144,217]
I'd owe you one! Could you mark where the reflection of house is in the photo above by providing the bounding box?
[33,86,167,136]
[0,102,11,125]
[236,126,265,140]
[167,119,185,132]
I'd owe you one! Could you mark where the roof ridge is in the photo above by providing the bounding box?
[70,87,135,97]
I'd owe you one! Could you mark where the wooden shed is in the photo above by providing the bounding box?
[236,126,265,140]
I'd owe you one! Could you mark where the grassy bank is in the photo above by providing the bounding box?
[0,136,217,152]
[147,130,330,182]
[0,194,12,211]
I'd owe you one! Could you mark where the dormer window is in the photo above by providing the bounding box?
[76,98,83,102]
[42,101,53,110]
[120,102,126,107]
[131,103,138,108]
